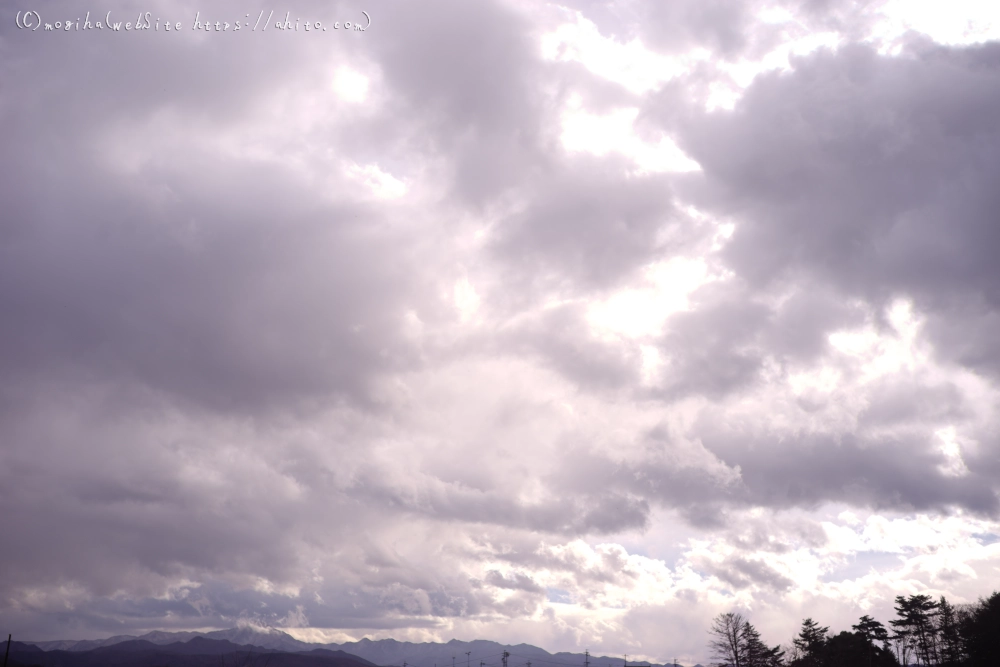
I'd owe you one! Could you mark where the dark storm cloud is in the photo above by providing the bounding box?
[856,377,969,428]
[0,0,430,416]
[362,0,550,207]
[544,435,742,532]
[755,282,870,363]
[651,283,771,400]
[0,163,421,413]
[490,164,689,291]
[699,426,1000,516]
[670,41,1000,378]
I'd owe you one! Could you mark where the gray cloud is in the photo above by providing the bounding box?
[3,0,1000,660]
[671,41,1000,377]
[697,555,795,592]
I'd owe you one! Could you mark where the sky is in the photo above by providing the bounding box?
[2,0,1000,664]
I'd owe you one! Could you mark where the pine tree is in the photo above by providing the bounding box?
[958,591,1000,667]
[852,616,890,667]
[891,594,940,665]
[793,618,829,666]
[937,596,963,666]
[740,622,783,667]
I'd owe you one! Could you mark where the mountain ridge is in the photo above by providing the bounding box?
[18,629,701,667]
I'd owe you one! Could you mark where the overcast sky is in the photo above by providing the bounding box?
[2,0,1000,664]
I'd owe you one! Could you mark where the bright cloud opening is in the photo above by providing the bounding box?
[587,257,714,339]
[333,67,370,103]
[346,163,408,199]
[561,98,702,173]
[541,14,698,95]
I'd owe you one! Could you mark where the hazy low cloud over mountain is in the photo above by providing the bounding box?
[2,0,1000,665]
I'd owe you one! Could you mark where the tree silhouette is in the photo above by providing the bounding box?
[891,594,940,666]
[791,618,828,667]
[708,612,746,667]
[740,622,783,667]
[937,596,964,666]
[959,591,1000,666]
[852,615,890,667]
[701,588,1000,667]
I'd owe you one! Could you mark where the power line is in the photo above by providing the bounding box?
[398,652,511,667]
[507,654,606,667]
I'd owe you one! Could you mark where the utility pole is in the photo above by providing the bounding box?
[584,650,589,667]
[4,634,10,667]
[502,651,510,667]
[467,652,472,667]
[453,657,456,667]
[624,653,627,667]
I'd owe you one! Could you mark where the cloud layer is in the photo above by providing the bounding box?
[2,0,1000,664]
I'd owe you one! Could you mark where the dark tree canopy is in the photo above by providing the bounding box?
[706,589,1000,667]
[959,591,1000,667]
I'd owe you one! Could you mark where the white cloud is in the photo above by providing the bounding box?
[541,14,698,95]
[586,258,716,339]
[346,163,408,199]
[560,98,702,173]
[333,67,370,103]
[870,0,1000,49]
[454,277,482,323]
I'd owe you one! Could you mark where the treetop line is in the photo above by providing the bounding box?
[706,590,1000,667]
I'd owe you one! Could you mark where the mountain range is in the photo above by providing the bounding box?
[6,636,378,667]
[14,628,702,667]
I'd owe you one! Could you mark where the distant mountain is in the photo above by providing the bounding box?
[19,630,695,667]
[25,634,147,652]
[136,630,208,645]
[317,638,680,667]
[7,637,378,667]
[200,627,316,653]
[25,627,313,653]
